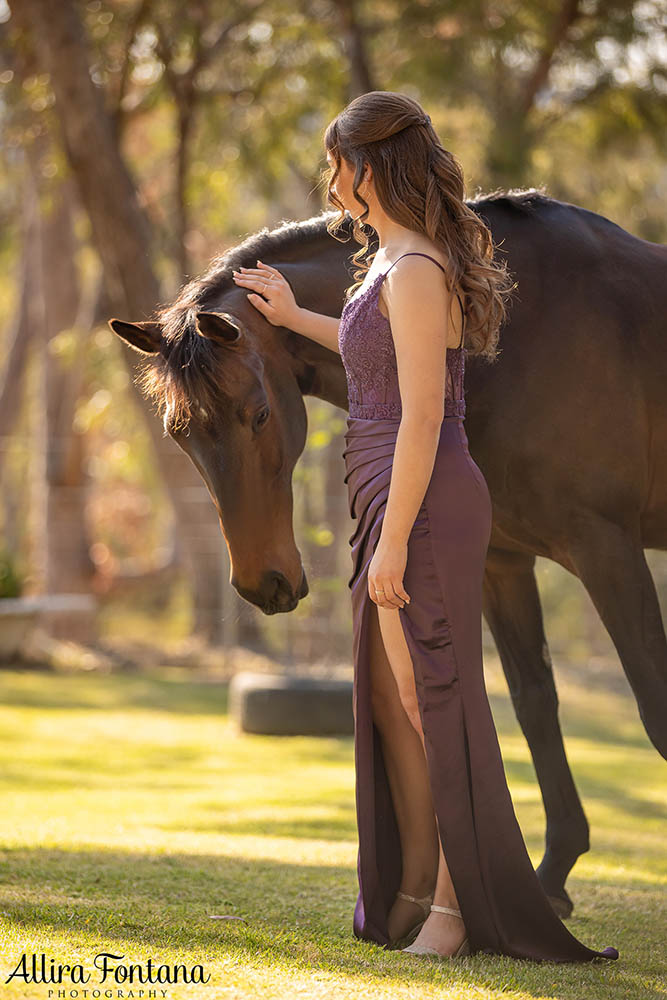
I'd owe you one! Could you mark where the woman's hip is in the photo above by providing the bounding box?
[343,415,490,537]
[343,415,487,493]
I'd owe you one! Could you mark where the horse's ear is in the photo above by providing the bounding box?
[108,318,163,355]
[195,311,242,344]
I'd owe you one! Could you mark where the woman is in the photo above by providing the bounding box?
[232,91,619,964]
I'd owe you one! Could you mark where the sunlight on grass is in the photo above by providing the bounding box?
[0,663,664,999]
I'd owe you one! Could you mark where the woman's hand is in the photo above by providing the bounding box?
[368,538,411,609]
[232,260,301,328]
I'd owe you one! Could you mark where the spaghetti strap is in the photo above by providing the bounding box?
[381,252,466,349]
[381,251,447,279]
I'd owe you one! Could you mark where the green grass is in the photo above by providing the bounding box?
[0,660,664,999]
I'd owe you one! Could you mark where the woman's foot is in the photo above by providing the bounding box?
[387,886,434,944]
[404,903,468,957]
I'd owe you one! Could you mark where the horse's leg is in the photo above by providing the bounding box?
[568,519,667,758]
[482,549,588,918]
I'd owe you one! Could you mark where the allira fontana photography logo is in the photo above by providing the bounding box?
[5,951,212,993]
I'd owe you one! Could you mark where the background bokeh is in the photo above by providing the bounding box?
[0,0,666,671]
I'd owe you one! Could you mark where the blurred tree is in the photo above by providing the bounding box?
[5,0,238,642]
[32,164,96,612]
[0,166,40,568]
[372,0,666,185]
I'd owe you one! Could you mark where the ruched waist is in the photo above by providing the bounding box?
[345,413,464,439]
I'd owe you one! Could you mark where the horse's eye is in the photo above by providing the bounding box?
[254,407,270,431]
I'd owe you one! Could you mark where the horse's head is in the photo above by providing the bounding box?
[108,215,350,614]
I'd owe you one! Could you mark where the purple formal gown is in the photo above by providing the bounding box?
[339,252,619,963]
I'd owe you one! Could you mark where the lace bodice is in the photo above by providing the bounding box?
[338,252,466,420]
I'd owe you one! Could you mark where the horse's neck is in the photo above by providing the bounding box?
[284,329,349,411]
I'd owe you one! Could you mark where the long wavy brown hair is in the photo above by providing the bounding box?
[322,91,517,360]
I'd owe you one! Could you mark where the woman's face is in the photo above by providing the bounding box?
[326,149,368,218]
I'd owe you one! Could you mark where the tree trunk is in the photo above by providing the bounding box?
[10,0,229,642]
[0,155,39,464]
[41,174,98,638]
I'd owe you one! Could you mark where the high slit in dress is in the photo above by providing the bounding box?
[339,251,619,963]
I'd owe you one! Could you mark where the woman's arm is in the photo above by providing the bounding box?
[367,256,451,609]
[290,308,342,353]
[232,262,341,353]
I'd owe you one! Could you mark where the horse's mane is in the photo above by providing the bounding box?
[139,189,546,431]
[139,210,345,431]
[469,187,550,215]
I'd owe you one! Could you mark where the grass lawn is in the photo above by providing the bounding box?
[0,656,664,1000]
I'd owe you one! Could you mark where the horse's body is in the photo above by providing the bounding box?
[110,191,667,916]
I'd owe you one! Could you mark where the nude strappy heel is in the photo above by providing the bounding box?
[388,890,434,949]
[401,903,471,957]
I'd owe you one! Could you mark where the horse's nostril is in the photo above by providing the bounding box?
[268,571,290,600]
[260,570,303,612]
[231,569,306,613]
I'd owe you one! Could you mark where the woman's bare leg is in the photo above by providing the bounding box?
[367,603,439,940]
[375,604,469,953]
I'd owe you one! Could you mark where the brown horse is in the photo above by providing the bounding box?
[110,190,667,917]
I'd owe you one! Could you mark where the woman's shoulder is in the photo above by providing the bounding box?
[377,248,465,345]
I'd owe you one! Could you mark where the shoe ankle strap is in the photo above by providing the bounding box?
[430,904,462,918]
[396,890,433,917]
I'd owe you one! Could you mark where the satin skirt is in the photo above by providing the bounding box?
[341,414,619,963]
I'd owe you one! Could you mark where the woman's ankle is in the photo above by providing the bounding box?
[399,877,436,898]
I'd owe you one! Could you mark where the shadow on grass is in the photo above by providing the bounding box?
[152,751,664,851]
[157,807,358,843]
[481,754,667,826]
[0,670,653,760]
[157,811,664,873]
[1,661,657,785]
[0,846,663,1000]
[0,671,230,716]
[485,688,653,753]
